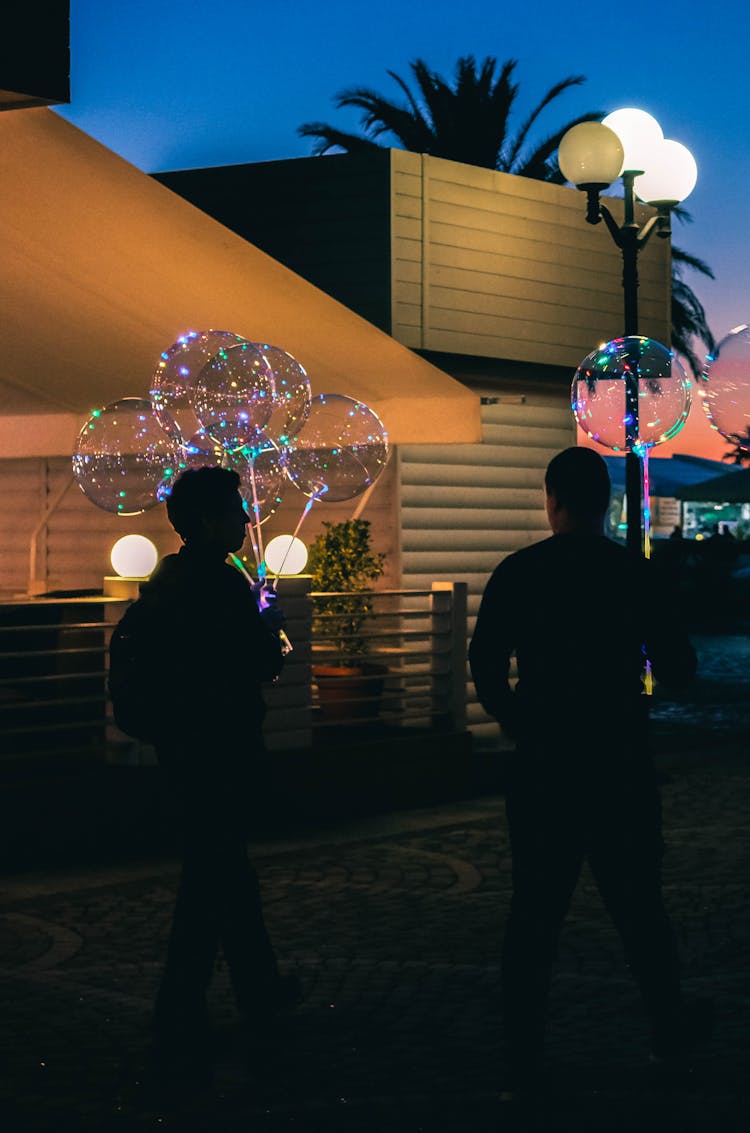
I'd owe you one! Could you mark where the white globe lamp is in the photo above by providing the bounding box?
[110,534,158,579]
[265,534,308,576]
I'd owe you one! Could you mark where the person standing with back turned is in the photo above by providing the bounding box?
[469,447,711,1103]
[139,466,298,1095]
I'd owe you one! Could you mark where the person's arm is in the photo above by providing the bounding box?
[642,560,697,690]
[469,560,520,738]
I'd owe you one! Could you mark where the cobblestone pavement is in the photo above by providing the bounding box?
[1,734,749,1133]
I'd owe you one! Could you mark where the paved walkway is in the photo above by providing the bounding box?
[1,735,749,1131]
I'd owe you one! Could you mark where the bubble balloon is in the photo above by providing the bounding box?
[260,344,312,444]
[73,398,183,515]
[572,337,691,452]
[156,428,225,502]
[284,394,389,501]
[230,435,285,525]
[701,325,750,454]
[150,329,247,438]
[191,341,275,450]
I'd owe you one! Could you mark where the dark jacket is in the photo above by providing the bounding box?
[139,546,284,763]
[469,533,696,754]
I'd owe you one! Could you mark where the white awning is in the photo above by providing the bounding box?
[0,109,481,455]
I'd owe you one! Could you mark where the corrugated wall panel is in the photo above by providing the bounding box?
[399,389,575,743]
[391,151,671,366]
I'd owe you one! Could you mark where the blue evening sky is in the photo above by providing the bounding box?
[56,0,749,354]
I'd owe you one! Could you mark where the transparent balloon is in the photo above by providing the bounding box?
[156,428,224,502]
[572,337,691,452]
[229,435,286,525]
[260,344,312,445]
[284,394,389,501]
[72,398,184,515]
[150,329,246,439]
[191,341,275,451]
[701,325,750,456]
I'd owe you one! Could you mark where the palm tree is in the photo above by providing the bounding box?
[298,56,599,179]
[299,55,714,375]
[722,432,750,465]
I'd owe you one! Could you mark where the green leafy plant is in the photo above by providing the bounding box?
[308,519,385,668]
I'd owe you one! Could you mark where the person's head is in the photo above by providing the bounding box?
[544,447,611,534]
[166,466,249,553]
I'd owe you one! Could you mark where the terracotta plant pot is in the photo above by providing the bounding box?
[313,662,387,723]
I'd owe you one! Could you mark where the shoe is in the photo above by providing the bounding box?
[649,998,714,1063]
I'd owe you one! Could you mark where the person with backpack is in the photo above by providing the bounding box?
[111,466,297,1095]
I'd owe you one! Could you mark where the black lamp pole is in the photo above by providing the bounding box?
[583,173,670,555]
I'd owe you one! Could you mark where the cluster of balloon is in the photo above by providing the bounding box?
[701,325,750,458]
[572,336,691,454]
[72,330,390,580]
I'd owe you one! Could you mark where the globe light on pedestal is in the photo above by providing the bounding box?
[110,535,158,578]
[264,535,308,576]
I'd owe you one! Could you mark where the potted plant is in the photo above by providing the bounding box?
[308,519,386,721]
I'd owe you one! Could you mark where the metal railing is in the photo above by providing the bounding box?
[309,583,467,736]
[0,583,468,765]
[0,599,112,765]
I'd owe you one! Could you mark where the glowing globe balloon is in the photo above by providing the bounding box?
[572,337,691,452]
[284,394,389,501]
[73,398,183,515]
[701,325,750,454]
[150,329,246,438]
[260,344,312,444]
[191,341,275,450]
[110,535,158,578]
[230,435,285,525]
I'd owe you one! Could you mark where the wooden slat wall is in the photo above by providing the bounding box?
[1,456,181,595]
[391,151,672,364]
[398,388,576,741]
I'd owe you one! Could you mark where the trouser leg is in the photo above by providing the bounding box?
[587,782,683,1031]
[216,837,280,1018]
[153,836,220,1062]
[502,783,584,1084]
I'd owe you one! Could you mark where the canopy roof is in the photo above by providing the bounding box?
[0,109,481,456]
[674,467,750,503]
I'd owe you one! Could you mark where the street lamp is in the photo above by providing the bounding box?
[559,109,697,554]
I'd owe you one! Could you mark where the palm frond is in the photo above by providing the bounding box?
[672,244,715,280]
[505,75,586,170]
[296,121,383,156]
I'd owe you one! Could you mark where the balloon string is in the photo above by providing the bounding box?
[272,486,327,591]
[248,461,265,570]
[641,448,654,696]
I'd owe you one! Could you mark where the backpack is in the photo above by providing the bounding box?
[108,597,169,743]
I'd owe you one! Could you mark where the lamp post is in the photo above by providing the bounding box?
[559,109,698,555]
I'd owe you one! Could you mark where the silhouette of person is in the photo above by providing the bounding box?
[669,523,684,540]
[140,466,295,1091]
[469,447,710,1100]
